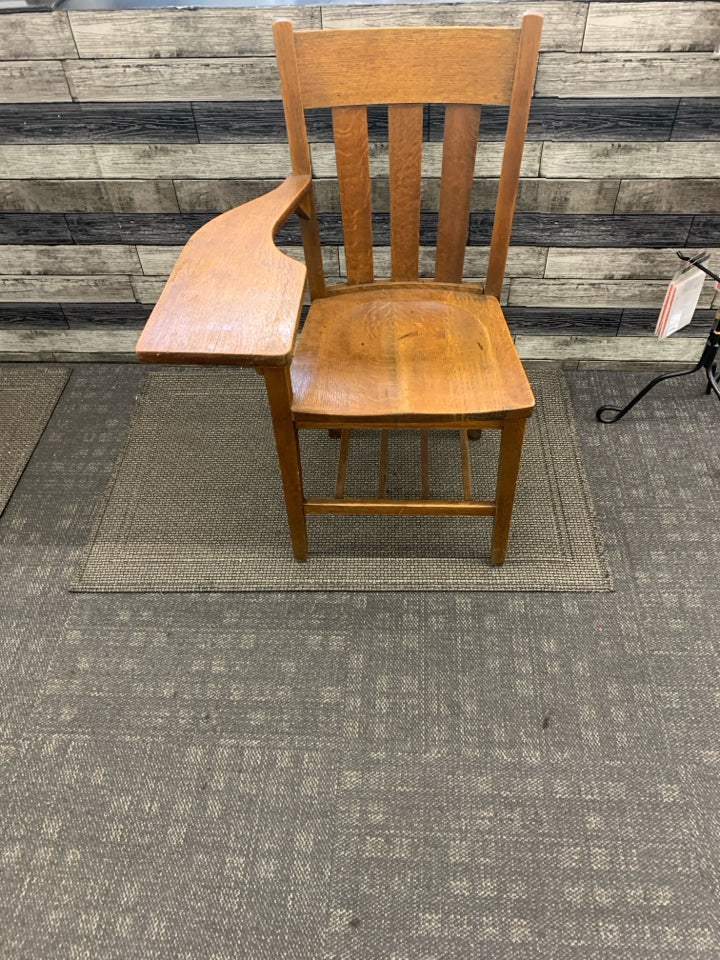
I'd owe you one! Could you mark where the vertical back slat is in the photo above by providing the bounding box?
[434,103,481,284]
[273,19,326,300]
[333,104,374,284]
[388,103,424,281]
[485,13,543,299]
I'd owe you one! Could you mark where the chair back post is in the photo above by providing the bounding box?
[485,12,543,300]
[273,19,327,301]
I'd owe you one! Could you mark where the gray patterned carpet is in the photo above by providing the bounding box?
[0,366,69,516]
[73,368,611,591]
[0,363,719,959]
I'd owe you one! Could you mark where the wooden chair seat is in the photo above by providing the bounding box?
[291,283,535,425]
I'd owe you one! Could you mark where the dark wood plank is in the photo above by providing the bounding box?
[672,98,720,140]
[0,214,72,244]
[278,213,695,249]
[503,307,622,337]
[192,102,393,143]
[62,303,153,328]
[0,303,67,329]
[688,217,720,246]
[66,213,213,245]
[619,308,718,338]
[0,103,198,144]
[429,98,679,142]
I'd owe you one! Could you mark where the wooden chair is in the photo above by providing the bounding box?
[136,14,543,565]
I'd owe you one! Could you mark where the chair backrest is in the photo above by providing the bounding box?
[273,15,543,300]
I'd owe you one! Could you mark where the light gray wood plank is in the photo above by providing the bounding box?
[0,329,139,360]
[322,2,586,52]
[509,278,717,309]
[173,177,619,215]
[173,179,283,213]
[517,334,704,362]
[131,277,166,303]
[68,8,320,58]
[536,53,717,98]
[584,2,720,53]
[312,142,542,179]
[0,245,141,275]
[0,12,77,59]
[0,179,180,214]
[545,247,720,280]
[0,61,72,104]
[136,244,340,277]
[339,245,547,279]
[0,143,540,181]
[0,276,136,302]
[615,179,720,214]
[64,58,280,102]
[541,143,720,179]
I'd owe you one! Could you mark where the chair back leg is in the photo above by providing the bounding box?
[492,418,527,566]
[262,366,308,561]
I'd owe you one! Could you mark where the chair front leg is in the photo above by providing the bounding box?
[492,418,527,566]
[262,365,308,562]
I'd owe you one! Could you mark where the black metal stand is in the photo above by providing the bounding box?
[596,252,720,424]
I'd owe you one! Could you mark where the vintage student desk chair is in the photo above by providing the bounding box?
[136,14,543,565]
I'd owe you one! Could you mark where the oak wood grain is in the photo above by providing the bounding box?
[435,104,481,283]
[291,284,534,423]
[333,106,374,284]
[136,175,310,366]
[389,104,424,281]
[294,26,520,108]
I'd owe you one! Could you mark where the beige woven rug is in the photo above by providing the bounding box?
[73,368,612,591]
[0,367,70,517]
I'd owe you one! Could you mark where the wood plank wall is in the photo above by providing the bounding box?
[0,1,719,341]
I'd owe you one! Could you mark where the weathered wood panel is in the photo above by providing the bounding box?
[583,3,720,53]
[0,179,180,214]
[615,179,720,214]
[0,103,197,144]
[495,213,692,248]
[688,217,720,246]
[322,2,586,52]
[545,247,720,279]
[64,59,281,103]
[509,278,716,308]
[618,307,717,337]
[68,8,320,59]
[672,99,720,141]
[0,244,141,275]
[0,12,77,59]
[135,244,340,278]
[0,303,68,329]
[504,306,622,336]
[131,277,167,304]
[0,214,73,244]
[62,302,152,327]
[536,54,717,98]
[0,142,541,181]
[192,102,394,143]
[430,98,678,142]
[337,245,547,279]
[0,276,136,302]
[516,334,704,362]
[65,214,213,245]
[173,179,284,213]
[0,62,72,104]
[541,143,720,179]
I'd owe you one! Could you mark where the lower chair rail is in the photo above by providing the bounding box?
[305,498,496,516]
